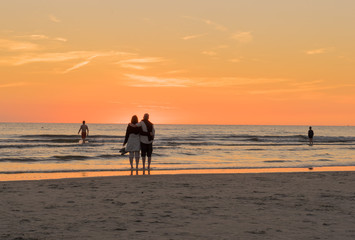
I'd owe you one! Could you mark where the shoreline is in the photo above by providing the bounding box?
[1,165,355,182]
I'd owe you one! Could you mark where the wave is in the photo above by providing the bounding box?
[0,155,93,162]
[0,143,106,149]
[53,155,91,161]
[97,154,124,159]
[263,160,290,163]
[20,134,123,139]
[158,134,355,145]
[2,133,353,146]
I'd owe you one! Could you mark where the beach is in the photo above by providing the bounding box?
[1,171,354,239]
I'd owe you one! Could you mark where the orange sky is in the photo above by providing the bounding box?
[1,1,354,125]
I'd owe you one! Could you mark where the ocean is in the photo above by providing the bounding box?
[0,123,354,176]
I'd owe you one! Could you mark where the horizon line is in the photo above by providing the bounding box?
[0,121,353,127]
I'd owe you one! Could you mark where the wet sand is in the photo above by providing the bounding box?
[1,171,355,239]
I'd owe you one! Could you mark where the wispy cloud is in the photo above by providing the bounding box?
[18,34,67,42]
[195,77,289,87]
[249,86,332,95]
[49,14,61,23]
[119,64,146,70]
[62,61,91,74]
[124,74,191,87]
[183,16,227,31]
[181,34,205,40]
[116,57,164,70]
[118,57,164,64]
[7,51,132,66]
[124,74,289,88]
[162,69,187,75]
[201,19,227,31]
[232,31,253,43]
[54,37,67,42]
[0,39,39,51]
[0,82,28,88]
[247,80,348,95]
[26,34,48,40]
[202,51,217,56]
[306,48,328,55]
[229,58,242,63]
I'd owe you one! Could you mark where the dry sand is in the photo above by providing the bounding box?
[0,171,354,240]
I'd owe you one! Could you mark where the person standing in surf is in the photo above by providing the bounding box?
[123,115,141,170]
[308,126,314,145]
[137,113,155,170]
[78,120,89,144]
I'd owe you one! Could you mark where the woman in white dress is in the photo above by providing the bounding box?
[123,115,141,169]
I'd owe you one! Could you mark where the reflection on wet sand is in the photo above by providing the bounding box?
[0,166,355,182]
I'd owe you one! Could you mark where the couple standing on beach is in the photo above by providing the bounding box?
[123,113,155,170]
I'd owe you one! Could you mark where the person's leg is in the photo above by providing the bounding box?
[141,143,147,169]
[142,157,146,169]
[147,157,151,169]
[134,151,140,169]
[82,133,86,143]
[147,143,153,169]
[129,152,134,169]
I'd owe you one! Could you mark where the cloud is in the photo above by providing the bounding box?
[249,86,330,95]
[49,14,61,23]
[62,61,91,74]
[0,82,28,88]
[119,64,146,70]
[18,34,67,42]
[162,69,187,75]
[124,74,191,87]
[118,57,164,63]
[124,74,289,88]
[306,48,328,55]
[181,34,205,40]
[54,37,67,42]
[247,81,348,95]
[201,19,227,31]
[0,39,39,51]
[232,32,253,43]
[116,57,164,70]
[195,77,289,87]
[26,35,49,40]
[202,51,217,56]
[7,51,132,66]
[183,16,227,31]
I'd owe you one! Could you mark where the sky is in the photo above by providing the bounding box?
[1,0,354,125]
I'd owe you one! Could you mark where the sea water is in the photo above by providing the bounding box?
[0,123,354,174]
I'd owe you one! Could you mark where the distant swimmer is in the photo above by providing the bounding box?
[308,126,314,145]
[78,120,89,144]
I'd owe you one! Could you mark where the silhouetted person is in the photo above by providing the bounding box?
[78,120,89,143]
[308,126,314,145]
[123,115,141,169]
[137,113,155,170]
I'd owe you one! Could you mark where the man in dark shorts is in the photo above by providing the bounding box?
[308,126,314,145]
[137,113,155,170]
[78,120,89,143]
